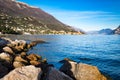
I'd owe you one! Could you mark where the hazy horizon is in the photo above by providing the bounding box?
[18,0,120,31]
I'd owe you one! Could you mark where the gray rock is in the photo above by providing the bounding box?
[0,38,9,52]
[0,63,9,78]
[60,60,107,80]
[3,65,42,80]
[0,52,12,63]
[45,67,73,80]
[3,47,14,55]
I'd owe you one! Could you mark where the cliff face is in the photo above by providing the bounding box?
[0,0,83,34]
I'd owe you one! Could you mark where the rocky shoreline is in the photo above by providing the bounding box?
[0,37,108,80]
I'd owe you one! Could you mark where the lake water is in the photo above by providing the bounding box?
[6,34,120,80]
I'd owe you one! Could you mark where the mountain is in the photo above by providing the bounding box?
[86,28,113,35]
[86,28,114,35]
[0,0,83,34]
[98,28,114,35]
[114,25,120,35]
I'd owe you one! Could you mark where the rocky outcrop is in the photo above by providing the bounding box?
[2,65,42,80]
[0,38,46,78]
[60,59,107,80]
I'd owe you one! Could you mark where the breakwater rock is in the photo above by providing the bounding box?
[0,37,108,80]
[60,58,107,80]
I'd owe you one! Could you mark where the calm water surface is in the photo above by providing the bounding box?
[7,35,120,80]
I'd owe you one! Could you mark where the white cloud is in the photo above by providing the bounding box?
[49,10,120,20]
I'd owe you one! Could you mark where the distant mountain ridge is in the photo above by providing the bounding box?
[0,0,83,34]
[98,28,114,35]
[87,26,120,35]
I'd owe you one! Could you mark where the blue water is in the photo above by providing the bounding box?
[28,35,120,80]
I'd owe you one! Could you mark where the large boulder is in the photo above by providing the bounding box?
[0,53,13,70]
[1,38,12,43]
[0,38,9,53]
[27,54,42,66]
[30,60,41,66]
[44,67,73,80]
[27,54,42,61]
[2,65,42,80]
[60,60,107,80]
[14,56,28,63]
[20,52,27,57]
[0,63,9,78]
[0,52,12,63]
[3,47,14,55]
[13,55,28,68]
[13,61,25,68]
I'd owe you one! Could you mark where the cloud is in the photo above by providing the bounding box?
[40,7,120,31]
[48,10,120,20]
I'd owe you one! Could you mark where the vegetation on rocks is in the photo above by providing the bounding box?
[0,13,83,35]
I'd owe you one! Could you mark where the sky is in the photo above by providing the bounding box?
[18,0,120,31]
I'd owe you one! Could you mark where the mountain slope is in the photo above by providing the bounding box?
[0,0,83,34]
[114,25,120,34]
[98,28,114,35]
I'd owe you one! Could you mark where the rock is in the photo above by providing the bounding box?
[27,44,32,49]
[42,58,47,63]
[20,52,27,57]
[3,47,14,55]
[13,56,28,68]
[3,65,42,80]
[13,61,25,68]
[0,52,12,63]
[30,39,45,47]
[32,39,46,44]
[27,54,42,61]
[1,38,12,43]
[0,38,9,52]
[7,39,27,53]
[29,42,37,47]
[44,67,73,80]
[14,56,28,63]
[14,39,26,47]
[0,53,13,70]
[0,63,9,78]
[30,60,41,66]
[60,60,107,80]
[29,40,45,47]
[6,44,15,48]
